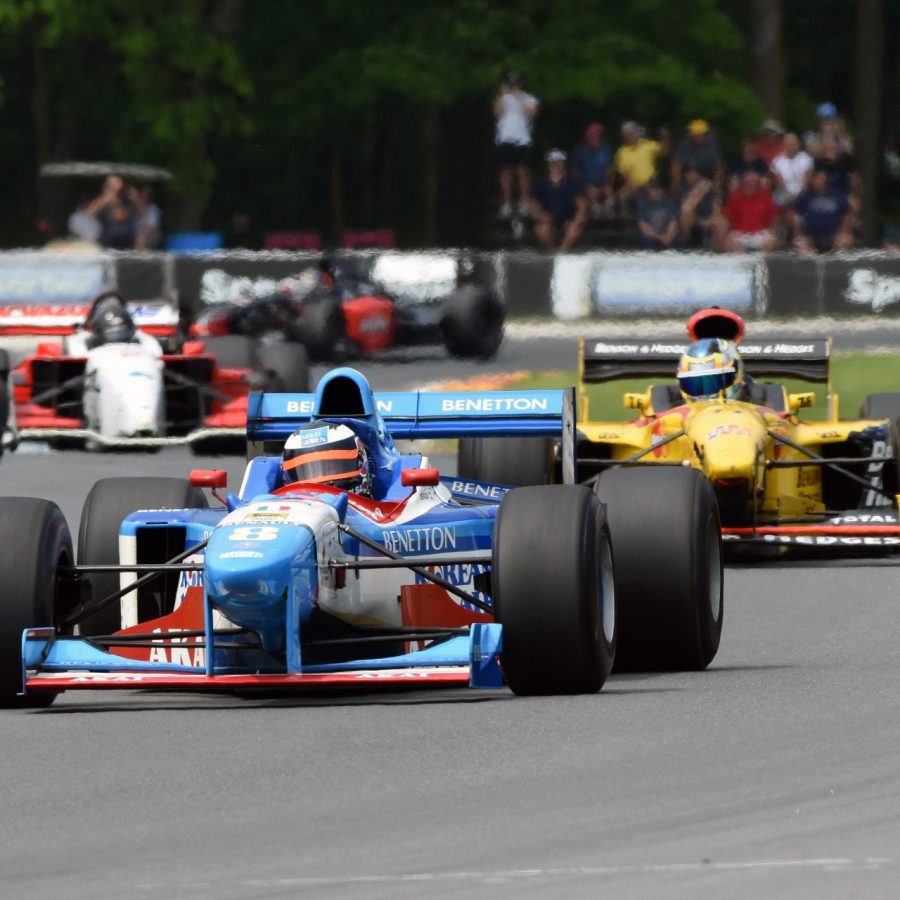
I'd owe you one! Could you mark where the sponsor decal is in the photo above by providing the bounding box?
[242,513,289,523]
[148,628,205,667]
[298,426,328,448]
[864,438,891,508]
[724,533,900,546]
[415,563,490,612]
[199,269,280,306]
[174,556,205,608]
[358,316,391,333]
[449,480,508,500]
[708,424,752,441]
[219,550,265,559]
[282,398,393,415]
[592,261,755,315]
[592,342,685,355]
[440,397,548,413]
[845,269,900,313]
[829,514,897,524]
[228,525,280,541]
[382,526,457,554]
[0,260,106,303]
[741,343,818,355]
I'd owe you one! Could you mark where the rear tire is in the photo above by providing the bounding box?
[594,466,722,672]
[860,392,900,496]
[203,335,256,370]
[0,498,73,707]
[257,341,310,393]
[457,437,553,485]
[493,485,615,695]
[300,294,345,362]
[77,478,208,635]
[441,286,504,359]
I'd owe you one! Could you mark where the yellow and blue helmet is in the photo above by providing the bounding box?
[677,338,744,400]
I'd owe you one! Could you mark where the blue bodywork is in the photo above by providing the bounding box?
[22,368,576,694]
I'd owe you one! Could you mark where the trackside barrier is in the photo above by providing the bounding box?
[3,249,900,320]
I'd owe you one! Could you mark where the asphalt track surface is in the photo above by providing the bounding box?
[3,333,900,898]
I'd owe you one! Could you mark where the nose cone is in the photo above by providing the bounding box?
[205,516,317,650]
[690,406,765,481]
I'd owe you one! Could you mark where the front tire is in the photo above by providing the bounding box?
[493,485,615,695]
[0,498,73,707]
[77,478,208,635]
[594,466,722,672]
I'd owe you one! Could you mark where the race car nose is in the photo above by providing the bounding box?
[204,524,316,651]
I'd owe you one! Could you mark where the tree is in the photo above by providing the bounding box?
[854,0,884,245]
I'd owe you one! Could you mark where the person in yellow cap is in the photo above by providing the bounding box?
[614,121,670,210]
[671,118,722,192]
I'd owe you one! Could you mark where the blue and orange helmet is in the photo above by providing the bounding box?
[677,338,744,401]
[282,421,373,495]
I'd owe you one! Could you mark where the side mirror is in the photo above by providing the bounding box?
[190,469,228,488]
[190,469,228,505]
[788,392,816,412]
[401,468,440,488]
[624,392,647,411]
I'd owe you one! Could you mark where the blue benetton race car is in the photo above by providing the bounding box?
[0,367,723,706]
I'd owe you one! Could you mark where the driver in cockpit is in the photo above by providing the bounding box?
[281,420,375,496]
[676,337,748,402]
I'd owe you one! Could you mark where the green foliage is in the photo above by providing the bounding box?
[0,0,885,242]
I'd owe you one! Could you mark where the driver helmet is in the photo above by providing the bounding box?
[90,303,136,345]
[677,338,744,401]
[282,420,373,495]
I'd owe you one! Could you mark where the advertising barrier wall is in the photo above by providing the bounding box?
[3,248,900,321]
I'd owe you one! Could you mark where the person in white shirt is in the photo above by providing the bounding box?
[493,70,539,218]
[770,133,813,206]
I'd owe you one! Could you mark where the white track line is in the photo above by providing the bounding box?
[137,856,894,891]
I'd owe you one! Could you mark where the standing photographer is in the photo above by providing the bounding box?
[494,70,539,219]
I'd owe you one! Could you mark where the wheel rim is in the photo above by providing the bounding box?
[599,531,616,644]
[706,515,722,622]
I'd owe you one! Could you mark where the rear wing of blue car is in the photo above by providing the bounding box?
[246,387,578,484]
[580,337,832,384]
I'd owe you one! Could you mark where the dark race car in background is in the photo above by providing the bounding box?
[190,253,505,362]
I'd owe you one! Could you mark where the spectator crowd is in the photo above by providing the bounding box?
[67,175,162,250]
[494,73,861,255]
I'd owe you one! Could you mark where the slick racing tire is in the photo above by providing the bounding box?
[77,478,208,636]
[257,341,310,393]
[594,466,722,672]
[493,485,615,695]
[0,498,73,707]
[203,335,257,370]
[441,286,505,360]
[860,392,900,496]
[300,294,345,362]
[457,436,554,486]
[0,349,9,459]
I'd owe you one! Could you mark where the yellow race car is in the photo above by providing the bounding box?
[460,309,900,554]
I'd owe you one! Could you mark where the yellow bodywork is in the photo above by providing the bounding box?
[577,339,890,524]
